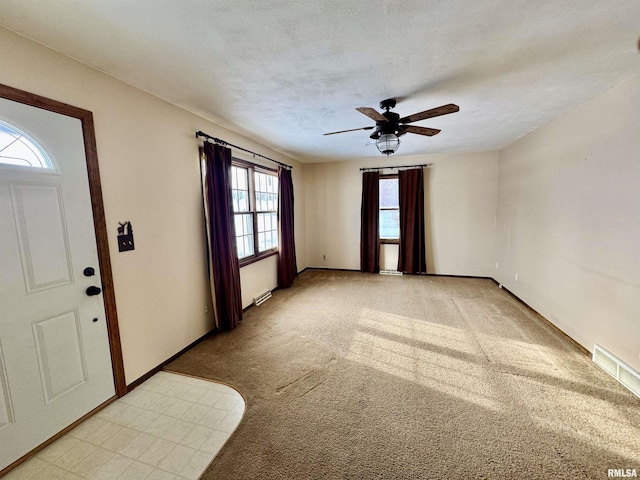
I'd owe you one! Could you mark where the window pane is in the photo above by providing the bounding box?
[232,166,250,213]
[231,190,237,211]
[237,190,248,212]
[257,213,266,233]
[231,166,238,189]
[234,214,243,235]
[380,178,399,209]
[234,214,255,259]
[380,210,400,239]
[244,235,254,256]
[237,168,247,190]
[253,171,278,214]
[244,214,253,236]
[256,212,278,252]
[0,121,53,169]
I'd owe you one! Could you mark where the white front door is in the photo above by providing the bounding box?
[0,97,115,470]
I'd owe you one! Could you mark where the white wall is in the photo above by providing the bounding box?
[0,27,306,384]
[240,256,278,309]
[305,152,499,277]
[495,77,640,371]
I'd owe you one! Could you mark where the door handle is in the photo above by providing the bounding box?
[86,286,102,296]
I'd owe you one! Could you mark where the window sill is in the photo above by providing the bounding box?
[239,249,278,268]
[380,239,399,245]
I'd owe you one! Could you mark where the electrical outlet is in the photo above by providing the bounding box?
[204,306,209,314]
[515,272,519,281]
[495,262,499,270]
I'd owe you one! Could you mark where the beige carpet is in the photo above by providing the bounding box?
[166,269,640,479]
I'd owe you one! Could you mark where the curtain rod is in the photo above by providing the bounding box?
[360,163,431,172]
[195,131,292,169]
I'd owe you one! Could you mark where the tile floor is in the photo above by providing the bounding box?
[4,371,245,480]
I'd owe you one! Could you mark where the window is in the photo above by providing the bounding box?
[231,165,254,258]
[254,171,278,252]
[231,161,279,264]
[379,176,399,241]
[0,120,53,169]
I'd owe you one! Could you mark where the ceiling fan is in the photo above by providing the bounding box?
[324,98,459,155]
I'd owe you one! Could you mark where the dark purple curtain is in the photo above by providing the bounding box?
[202,142,242,331]
[277,166,297,288]
[398,168,427,274]
[360,171,380,273]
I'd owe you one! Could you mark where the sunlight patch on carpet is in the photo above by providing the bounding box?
[346,309,505,413]
[357,308,478,355]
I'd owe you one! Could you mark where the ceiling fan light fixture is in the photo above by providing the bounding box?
[376,133,400,155]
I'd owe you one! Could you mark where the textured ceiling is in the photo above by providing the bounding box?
[0,1,638,162]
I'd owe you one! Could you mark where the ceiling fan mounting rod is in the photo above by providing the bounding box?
[379,98,396,111]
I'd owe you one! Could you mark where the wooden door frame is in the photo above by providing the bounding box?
[0,83,126,396]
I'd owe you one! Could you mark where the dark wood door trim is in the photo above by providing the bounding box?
[0,83,127,396]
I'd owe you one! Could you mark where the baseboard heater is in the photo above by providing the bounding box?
[380,270,403,276]
[593,344,640,399]
[253,289,272,307]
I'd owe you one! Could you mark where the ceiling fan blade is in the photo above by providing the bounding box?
[323,126,374,136]
[401,125,441,136]
[399,104,459,124]
[355,107,388,122]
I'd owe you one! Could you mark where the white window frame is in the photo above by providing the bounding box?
[231,159,279,266]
